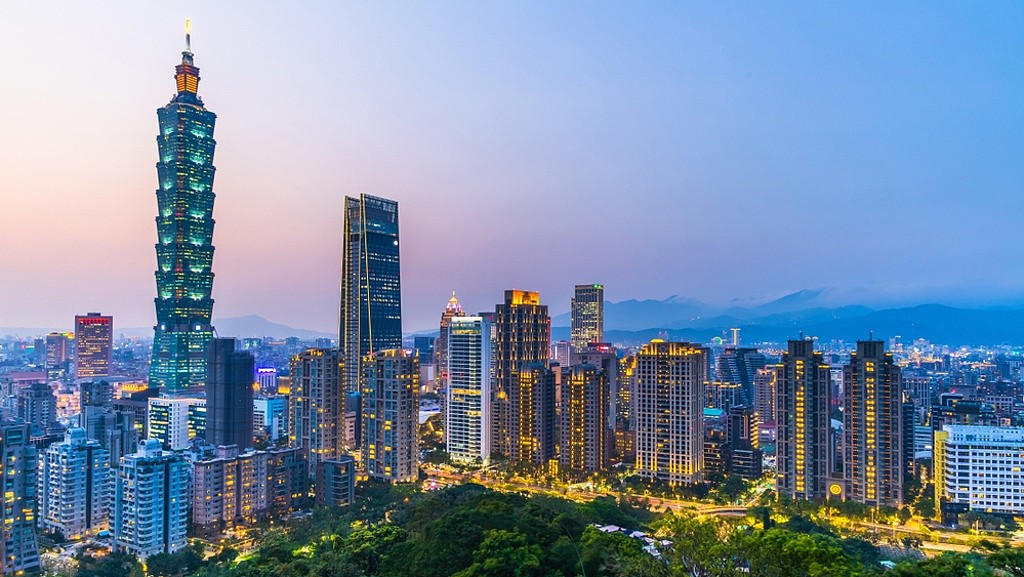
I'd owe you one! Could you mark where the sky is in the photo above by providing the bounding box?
[2,2,1023,334]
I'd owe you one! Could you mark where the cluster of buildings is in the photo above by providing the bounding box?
[4,24,1024,577]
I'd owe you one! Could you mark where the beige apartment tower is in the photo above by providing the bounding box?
[634,341,707,485]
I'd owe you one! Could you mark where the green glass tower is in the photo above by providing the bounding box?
[149,25,217,393]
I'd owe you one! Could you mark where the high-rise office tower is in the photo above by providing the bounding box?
[18,381,57,437]
[715,347,768,405]
[113,440,189,559]
[559,365,609,475]
[634,341,707,485]
[843,340,904,507]
[45,332,72,381]
[289,349,342,477]
[0,423,40,574]
[361,349,418,483]
[206,338,255,449]
[775,339,832,502]
[149,27,218,394]
[339,194,402,393]
[509,363,556,466]
[492,290,551,457]
[74,313,113,380]
[435,291,465,394]
[446,316,492,465]
[40,428,110,540]
[570,284,604,351]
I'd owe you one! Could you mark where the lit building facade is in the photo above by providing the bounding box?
[255,366,278,396]
[45,332,72,382]
[148,397,205,450]
[435,291,465,399]
[0,423,40,574]
[634,341,707,485]
[492,290,550,457]
[446,316,492,465]
[510,363,557,466]
[289,349,342,477]
[339,194,402,393]
[149,30,218,393]
[206,338,255,449]
[775,339,832,502]
[727,405,762,479]
[616,354,637,462]
[715,347,768,405]
[570,284,604,351]
[362,349,419,483]
[573,344,618,432]
[935,425,1024,516]
[843,340,904,507]
[315,456,356,507]
[17,381,57,437]
[113,440,189,559]
[559,364,609,476]
[74,313,113,380]
[40,428,110,539]
[190,445,308,538]
[752,367,776,426]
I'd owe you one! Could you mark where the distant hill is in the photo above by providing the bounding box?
[211,315,333,340]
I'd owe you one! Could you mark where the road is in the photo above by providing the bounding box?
[422,466,1017,554]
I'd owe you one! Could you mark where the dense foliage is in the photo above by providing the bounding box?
[75,482,1024,577]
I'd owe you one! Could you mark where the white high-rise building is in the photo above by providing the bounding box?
[113,440,189,559]
[446,316,492,465]
[935,425,1024,516]
[40,428,110,539]
[634,341,707,485]
[148,397,205,450]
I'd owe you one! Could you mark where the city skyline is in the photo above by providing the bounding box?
[2,3,1023,334]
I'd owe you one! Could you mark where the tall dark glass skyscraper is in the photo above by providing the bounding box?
[205,338,255,450]
[149,27,218,393]
[339,194,402,392]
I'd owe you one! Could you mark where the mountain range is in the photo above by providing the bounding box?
[546,289,1024,345]
[6,289,1024,346]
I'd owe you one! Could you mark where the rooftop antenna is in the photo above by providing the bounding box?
[185,18,192,53]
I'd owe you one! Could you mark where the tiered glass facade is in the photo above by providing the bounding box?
[149,39,218,393]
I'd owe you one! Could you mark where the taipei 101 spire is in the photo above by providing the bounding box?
[149,21,218,393]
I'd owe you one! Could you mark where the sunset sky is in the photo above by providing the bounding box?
[2,2,1022,333]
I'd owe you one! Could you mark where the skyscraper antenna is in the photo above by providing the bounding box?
[185,18,191,53]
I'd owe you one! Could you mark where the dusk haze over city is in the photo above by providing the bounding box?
[2,3,1024,577]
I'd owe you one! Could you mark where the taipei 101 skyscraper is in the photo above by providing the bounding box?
[149,22,218,394]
